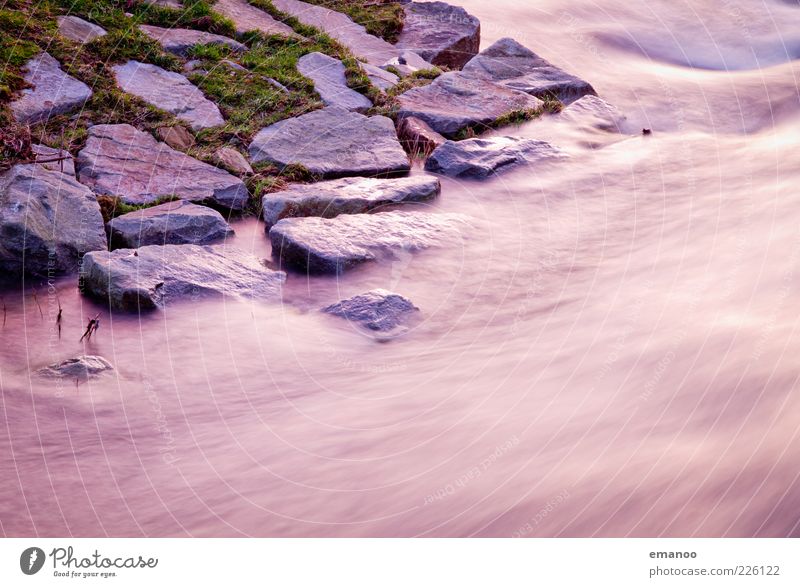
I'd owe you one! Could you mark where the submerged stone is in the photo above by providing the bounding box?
[323,289,420,335]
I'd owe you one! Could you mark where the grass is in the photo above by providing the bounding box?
[96,194,181,222]
[298,0,405,43]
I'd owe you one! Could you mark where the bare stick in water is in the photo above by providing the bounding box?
[56,295,62,339]
[80,313,100,342]
[32,289,43,319]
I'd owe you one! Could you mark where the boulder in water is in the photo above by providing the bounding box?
[38,356,114,380]
[323,289,420,336]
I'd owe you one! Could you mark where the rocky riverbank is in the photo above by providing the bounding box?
[1,0,624,341]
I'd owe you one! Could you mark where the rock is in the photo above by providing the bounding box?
[396,1,480,69]
[145,0,182,8]
[38,356,114,380]
[264,77,290,93]
[272,0,400,66]
[183,59,203,73]
[323,289,420,335]
[269,210,467,274]
[381,50,433,76]
[107,200,234,249]
[297,52,372,112]
[461,37,596,103]
[77,124,248,210]
[360,62,398,91]
[9,52,92,125]
[156,125,195,150]
[249,107,410,178]
[139,24,247,57]
[213,147,253,175]
[0,163,106,276]
[558,95,626,132]
[396,72,543,138]
[31,144,75,176]
[81,245,286,311]
[57,16,107,44]
[112,61,224,130]
[262,175,441,228]
[396,116,446,155]
[425,136,566,179]
[214,0,298,37]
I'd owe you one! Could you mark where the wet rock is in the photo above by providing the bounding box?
[156,125,195,150]
[57,16,107,44]
[0,163,106,276]
[107,200,234,249]
[31,144,75,176]
[297,52,372,112]
[396,115,446,155]
[269,210,467,274]
[113,61,224,130]
[38,356,114,380]
[81,245,286,311]
[396,1,480,69]
[360,62,398,91]
[396,72,543,138]
[249,107,410,178]
[77,124,248,210]
[9,52,93,125]
[214,0,298,37]
[323,289,420,335]
[425,136,566,179]
[213,147,253,175]
[262,175,440,228]
[461,37,596,103]
[139,24,247,57]
[558,95,626,131]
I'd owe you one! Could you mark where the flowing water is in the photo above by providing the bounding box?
[2,0,800,537]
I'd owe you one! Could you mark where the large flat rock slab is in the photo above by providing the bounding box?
[425,136,566,179]
[214,0,297,37]
[81,244,286,311]
[77,124,249,210]
[57,16,107,44]
[461,37,596,103]
[139,24,247,56]
[396,1,480,70]
[323,289,420,336]
[272,0,398,66]
[262,175,440,228]
[249,107,410,178]
[107,200,233,249]
[396,72,543,138]
[269,210,467,274]
[9,52,93,125]
[297,52,372,112]
[113,61,224,130]
[0,163,106,276]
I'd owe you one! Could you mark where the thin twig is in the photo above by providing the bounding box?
[32,289,43,319]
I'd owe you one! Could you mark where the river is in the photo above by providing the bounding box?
[2,0,800,536]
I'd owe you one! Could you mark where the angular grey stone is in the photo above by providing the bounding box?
[323,289,420,334]
[297,52,372,112]
[145,0,182,8]
[381,50,433,76]
[113,61,224,130]
[57,16,107,44]
[461,37,596,103]
[81,244,286,311]
[396,1,480,69]
[269,210,467,274]
[156,125,195,150]
[262,175,441,228]
[214,0,298,37]
[77,124,249,210]
[38,356,114,380]
[558,95,626,132]
[249,107,410,178]
[425,136,566,179]
[213,147,253,175]
[139,24,247,57]
[107,200,234,249]
[396,116,446,156]
[31,144,75,176]
[9,52,93,125]
[0,163,106,276]
[396,71,543,138]
[360,62,398,91]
